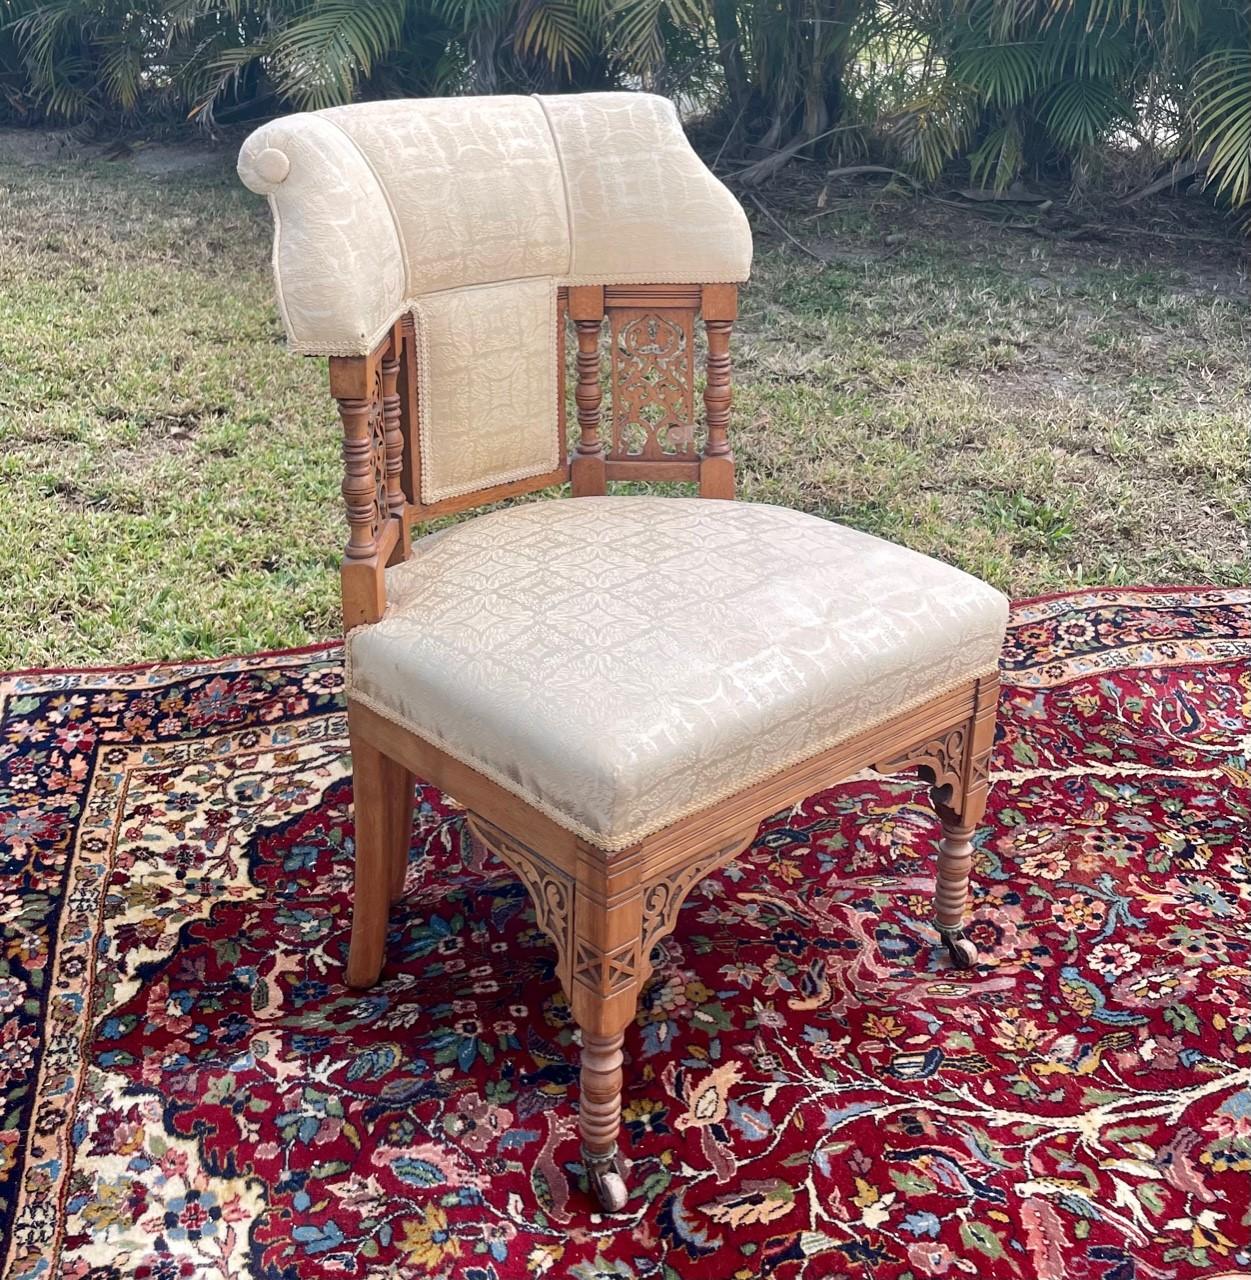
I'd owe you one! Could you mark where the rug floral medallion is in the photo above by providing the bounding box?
[2,587,1251,1280]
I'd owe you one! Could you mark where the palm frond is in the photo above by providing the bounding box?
[1039,75,1130,147]
[969,117,1024,188]
[1193,47,1251,207]
[515,0,597,73]
[890,81,976,181]
[952,40,1045,106]
[611,0,706,70]
[269,0,406,108]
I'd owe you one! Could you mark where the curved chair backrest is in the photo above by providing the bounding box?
[239,93,753,624]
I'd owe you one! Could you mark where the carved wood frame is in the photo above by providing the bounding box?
[329,283,738,627]
[327,278,1002,1202]
[347,667,999,1038]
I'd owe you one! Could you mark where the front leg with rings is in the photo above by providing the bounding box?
[932,809,981,970]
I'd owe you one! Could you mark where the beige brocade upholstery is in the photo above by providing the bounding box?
[237,92,752,506]
[236,93,752,356]
[346,497,1009,853]
[410,280,559,503]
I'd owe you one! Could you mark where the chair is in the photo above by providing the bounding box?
[238,93,1008,1213]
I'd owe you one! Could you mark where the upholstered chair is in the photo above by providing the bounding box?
[238,93,1008,1213]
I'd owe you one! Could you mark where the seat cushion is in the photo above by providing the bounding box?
[345,497,1008,852]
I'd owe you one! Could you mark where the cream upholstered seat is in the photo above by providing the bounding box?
[240,91,1009,1215]
[348,497,1007,852]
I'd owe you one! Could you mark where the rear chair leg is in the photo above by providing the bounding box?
[929,672,998,971]
[390,772,415,902]
[346,721,413,989]
[931,800,982,969]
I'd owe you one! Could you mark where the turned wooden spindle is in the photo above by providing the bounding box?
[337,396,381,560]
[580,1029,625,1156]
[702,319,733,460]
[380,348,404,519]
[569,288,607,495]
[575,320,604,456]
[699,284,736,499]
[380,335,412,564]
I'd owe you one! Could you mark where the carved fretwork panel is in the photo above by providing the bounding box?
[574,938,640,996]
[873,724,969,810]
[465,815,575,990]
[639,826,758,968]
[608,307,697,461]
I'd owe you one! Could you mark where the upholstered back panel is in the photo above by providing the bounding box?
[238,92,751,504]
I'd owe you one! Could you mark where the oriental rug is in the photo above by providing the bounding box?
[2,587,1250,1280]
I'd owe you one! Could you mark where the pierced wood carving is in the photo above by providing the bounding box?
[574,938,640,995]
[609,308,697,460]
[877,675,999,825]
[465,814,575,988]
[336,365,388,560]
[873,723,969,805]
[639,826,757,963]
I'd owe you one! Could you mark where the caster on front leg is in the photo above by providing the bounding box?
[584,1146,629,1213]
[936,923,978,970]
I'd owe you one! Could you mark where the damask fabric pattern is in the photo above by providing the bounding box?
[236,111,408,358]
[319,97,570,299]
[3,588,1251,1280]
[538,94,753,285]
[236,92,752,356]
[346,497,1009,851]
[411,281,560,503]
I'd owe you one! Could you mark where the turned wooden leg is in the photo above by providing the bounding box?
[928,674,997,970]
[580,1029,628,1212]
[346,721,411,989]
[931,801,980,969]
[568,841,646,1213]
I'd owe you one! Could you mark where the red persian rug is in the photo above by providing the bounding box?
[2,586,1251,1280]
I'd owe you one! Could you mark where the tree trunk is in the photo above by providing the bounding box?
[712,0,751,124]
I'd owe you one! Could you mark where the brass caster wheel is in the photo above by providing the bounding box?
[584,1147,629,1213]
[937,926,977,970]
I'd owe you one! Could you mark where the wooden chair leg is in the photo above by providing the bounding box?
[580,1029,629,1211]
[929,675,997,970]
[390,770,415,903]
[568,841,646,1213]
[346,722,411,989]
[931,795,983,969]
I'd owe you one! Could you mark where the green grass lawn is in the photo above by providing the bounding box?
[1,134,1248,669]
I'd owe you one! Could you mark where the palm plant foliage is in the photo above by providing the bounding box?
[0,0,1247,212]
[890,0,1250,201]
